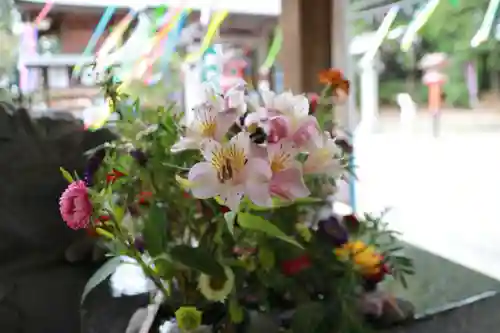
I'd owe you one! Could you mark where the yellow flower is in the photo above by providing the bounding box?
[335,240,383,275]
[175,306,202,332]
[198,266,235,302]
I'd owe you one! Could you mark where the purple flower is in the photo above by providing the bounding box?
[317,216,348,247]
[130,149,148,167]
[134,236,145,253]
[84,148,106,186]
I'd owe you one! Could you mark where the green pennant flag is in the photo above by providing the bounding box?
[152,5,168,33]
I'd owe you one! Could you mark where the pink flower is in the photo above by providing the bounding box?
[260,90,320,148]
[59,180,93,230]
[268,116,289,143]
[291,117,320,148]
[268,140,310,201]
[188,132,273,211]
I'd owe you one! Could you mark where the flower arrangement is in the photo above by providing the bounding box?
[60,68,414,333]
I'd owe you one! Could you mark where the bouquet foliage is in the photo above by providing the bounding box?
[59,68,413,333]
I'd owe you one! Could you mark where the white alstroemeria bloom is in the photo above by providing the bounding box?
[303,131,344,177]
[188,132,272,211]
[200,82,225,112]
[171,103,233,153]
[261,90,298,115]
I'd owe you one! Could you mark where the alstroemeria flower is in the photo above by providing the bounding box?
[303,131,344,176]
[261,90,320,148]
[201,82,225,112]
[268,140,310,201]
[188,132,272,211]
[241,107,290,144]
[171,102,233,153]
[261,90,299,116]
[223,80,247,115]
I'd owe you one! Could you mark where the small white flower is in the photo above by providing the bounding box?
[158,320,179,333]
[110,256,156,297]
[158,321,212,333]
[197,266,235,302]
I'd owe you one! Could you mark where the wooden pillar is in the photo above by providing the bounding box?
[279,0,332,93]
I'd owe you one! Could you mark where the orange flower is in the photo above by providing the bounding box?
[318,68,350,98]
[335,240,383,276]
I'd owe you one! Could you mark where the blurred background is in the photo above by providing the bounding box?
[2,0,500,315]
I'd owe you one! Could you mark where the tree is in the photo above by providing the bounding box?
[419,0,495,106]
[0,0,19,77]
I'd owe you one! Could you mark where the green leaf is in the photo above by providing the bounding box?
[170,245,224,278]
[291,302,325,333]
[293,197,324,205]
[237,213,303,249]
[224,211,236,235]
[113,205,126,223]
[258,246,275,271]
[81,256,122,304]
[96,227,115,240]
[143,204,168,257]
[248,197,324,211]
[60,167,74,183]
[229,297,244,324]
[154,257,176,280]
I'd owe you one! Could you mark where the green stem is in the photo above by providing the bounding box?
[133,250,171,300]
[107,209,170,300]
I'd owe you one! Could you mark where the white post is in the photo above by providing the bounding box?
[332,0,350,130]
[359,60,379,133]
[332,0,359,212]
[183,45,202,125]
[256,34,270,92]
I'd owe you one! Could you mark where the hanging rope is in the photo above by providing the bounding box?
[360,5,400,66]
[400,0,441,52]
[259,26,283,74]
[34,1,54,25]
[97,10,138,61]
[471,0,500,47]
[73,6,116,77]
[184,10,229,64]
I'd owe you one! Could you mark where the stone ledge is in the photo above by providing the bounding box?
[382,291,500,333]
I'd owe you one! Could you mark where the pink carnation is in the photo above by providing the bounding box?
[59,180,93,230]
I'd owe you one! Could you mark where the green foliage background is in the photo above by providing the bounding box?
[364,0,500,107]
[0,0,18,77]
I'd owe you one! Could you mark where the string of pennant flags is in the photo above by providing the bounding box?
[32,0,472,85]
[25,0,493,130]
